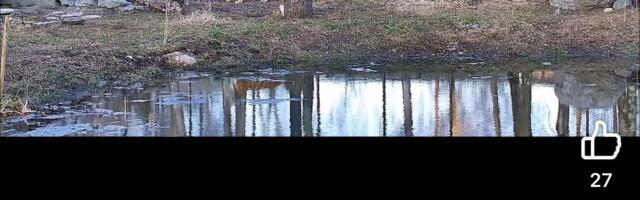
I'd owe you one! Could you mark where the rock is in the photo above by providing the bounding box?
[81,15,102,20]
[45,16,59,21]
[60,12,83,18]
[0,9,15,15]
[613,0,633,9]
[3,0,58,8]
[119,5,146,11]
[350,67,377,73]
[614,69,633,78]
[163,52,197,67]
[62,17,85,25]
[97,0,131,8]
[465,24,481,31]
[60,0,76,6]
[542,62,553,66]
[47,11,65,16]
[550,0,618,10]
[54,0,135,9]
[34,21,59,26]
[604,7,614,12]
[60,0,97,7]
[578,0,616,9]
[75,0,98,7]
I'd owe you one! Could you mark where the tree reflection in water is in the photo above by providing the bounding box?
[12,68,638,137]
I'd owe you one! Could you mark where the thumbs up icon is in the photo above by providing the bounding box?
[581,121,622,160]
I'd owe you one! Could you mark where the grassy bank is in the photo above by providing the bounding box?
[2,0,639,115]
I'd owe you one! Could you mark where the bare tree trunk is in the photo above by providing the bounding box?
[149,89,157,136]
[491,78,501,136]
[434,76,440,136]
[223,78,235,136]
[252,89,257,137]
[235,81,247,137]
[283,0,313,19]
[382,72,387,137]
[449,73,459,136]
[402,77,413,137]
[302,74,314,137]
[509,72,532,137]
[556,103,570,137]
[315,74,321,136]
[576,109,583,136]
[288,74,304,137]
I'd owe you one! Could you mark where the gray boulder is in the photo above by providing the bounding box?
[81,14,102,20]
[60,0,75,6]
[163,52,197,67]
[1,0,58,8]
[550,0,578,10]
[578,0,616,9]
[97,0,132,8]
[550,0,621,10]
[1,9,16,15]
[77,0,98,7]
[613,0,634,9]
[62,0,133,8]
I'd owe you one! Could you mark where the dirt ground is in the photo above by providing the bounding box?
[1,0,639,116]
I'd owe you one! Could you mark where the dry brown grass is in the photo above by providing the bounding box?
[2,1,638,115]
[550,9,640,50]
[389,0,547,15]
[177,10,220,25]
[384,0,639,56]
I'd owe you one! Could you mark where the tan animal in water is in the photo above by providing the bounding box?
[233,79,283,98]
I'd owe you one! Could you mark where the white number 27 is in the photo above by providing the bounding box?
[590,173,612,188]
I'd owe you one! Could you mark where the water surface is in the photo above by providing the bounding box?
[3,65,639,137]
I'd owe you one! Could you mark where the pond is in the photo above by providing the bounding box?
[2,63,639,137]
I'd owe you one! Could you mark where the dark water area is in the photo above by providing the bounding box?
[2,64,639,137]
